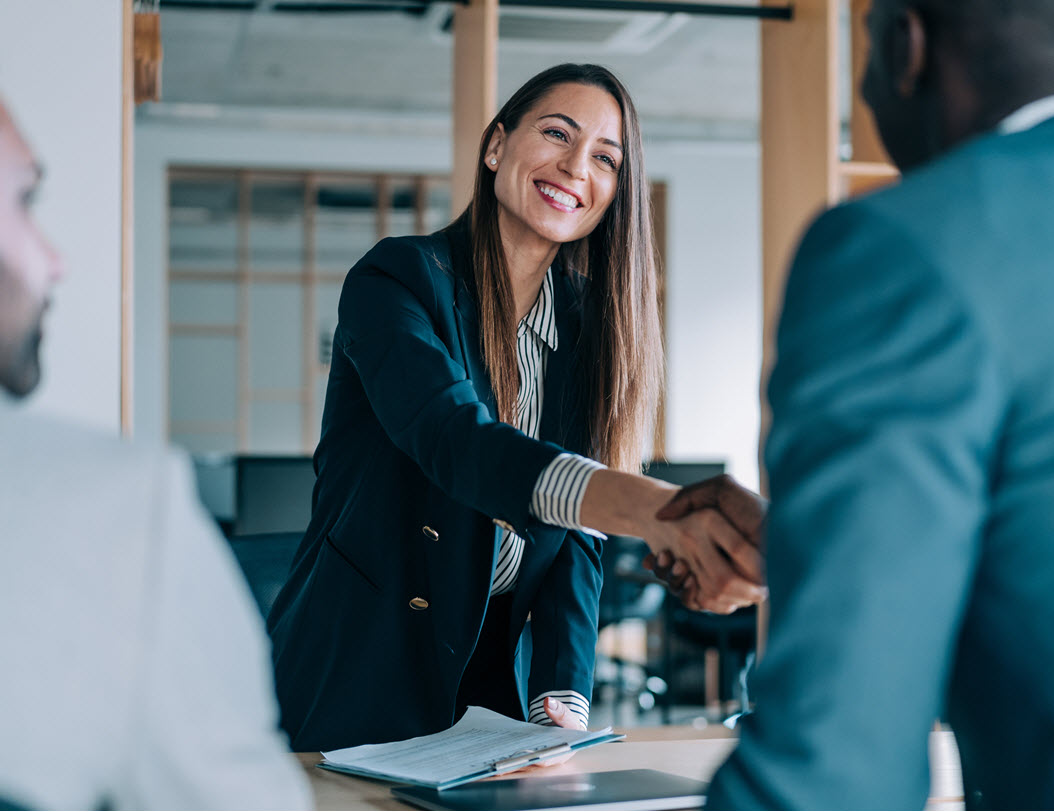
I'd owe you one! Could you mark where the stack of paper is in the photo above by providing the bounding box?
[318,706,623,790]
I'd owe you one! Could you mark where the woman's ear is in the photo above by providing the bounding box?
[484,123,506,171]
[894,7,928,98]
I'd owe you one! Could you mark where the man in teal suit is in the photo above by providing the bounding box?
[662,0,1054,807]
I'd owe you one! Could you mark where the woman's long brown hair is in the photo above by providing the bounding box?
[450,63,662,473]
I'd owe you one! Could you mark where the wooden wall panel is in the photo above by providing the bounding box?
[122,0,134,435]
[451,0,498,217]
[760,0,840,468]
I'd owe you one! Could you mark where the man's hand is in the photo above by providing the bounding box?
[656,473,768,534]
[646,475,769,612]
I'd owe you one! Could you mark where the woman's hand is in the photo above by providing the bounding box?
[507,698,580,773]
[542,696,585,730]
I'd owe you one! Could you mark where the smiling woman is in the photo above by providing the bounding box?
[267,63,767,754]
[465,65,658,471]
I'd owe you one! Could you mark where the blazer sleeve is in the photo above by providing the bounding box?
[527,528,604,712]
[337,237,566,530]
[705,203,1006,809]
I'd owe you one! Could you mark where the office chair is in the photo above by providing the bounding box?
[593,461,729,724]
[232,456,316,537]
[227,531,302,619]
[667,603,757,713]
[191,454,315,538]
[637,461,758,719]
[594,533,669,723]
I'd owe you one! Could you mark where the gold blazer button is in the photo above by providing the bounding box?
[409,597,430,611]
[422,526,439,542]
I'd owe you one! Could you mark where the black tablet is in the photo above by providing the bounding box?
[392,768,707,811]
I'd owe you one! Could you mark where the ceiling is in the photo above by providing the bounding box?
[144,0,774,141]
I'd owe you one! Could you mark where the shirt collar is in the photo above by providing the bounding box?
[519,267,559,352]
[998,95,1054,135]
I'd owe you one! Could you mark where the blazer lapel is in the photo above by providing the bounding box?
[449,230,499,419]
[453,282,498,416]
[539,269,587,453]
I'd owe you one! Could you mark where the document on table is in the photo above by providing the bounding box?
[317,706,624,790]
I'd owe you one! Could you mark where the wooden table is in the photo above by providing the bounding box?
[299,726,738,811]
[299,723,967,810]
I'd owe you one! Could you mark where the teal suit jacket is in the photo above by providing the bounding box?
[708,118,1054,809]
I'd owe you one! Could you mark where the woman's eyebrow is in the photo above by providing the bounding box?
[538,113,623,153]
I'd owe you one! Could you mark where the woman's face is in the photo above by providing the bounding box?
[487,82,624,254]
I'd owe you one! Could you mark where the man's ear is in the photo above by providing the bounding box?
[484,123,506,170]
[894,7,928,97]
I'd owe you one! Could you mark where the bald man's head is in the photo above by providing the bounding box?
[863,0,1054,170]
[0,98,63,397]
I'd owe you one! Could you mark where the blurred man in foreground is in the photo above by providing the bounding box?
[0,97,310,810]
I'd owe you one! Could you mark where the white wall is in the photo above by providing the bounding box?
[650,144,762,490]
[0,0,124,432]
[136,115,761,488]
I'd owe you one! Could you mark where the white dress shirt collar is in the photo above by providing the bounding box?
[998,94,1054,135]
[518,267,559,352]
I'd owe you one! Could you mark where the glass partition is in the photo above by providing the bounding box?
[168,168,450,456]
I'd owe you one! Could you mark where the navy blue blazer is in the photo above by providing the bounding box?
[267,225,603,753]
[707,119,1054,808]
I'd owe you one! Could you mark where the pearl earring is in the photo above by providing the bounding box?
[489,158,497,166]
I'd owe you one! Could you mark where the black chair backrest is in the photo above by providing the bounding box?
[598,534,667,629]
[228,531,303,619]
[643,460,726,488]
[232,456,316,537]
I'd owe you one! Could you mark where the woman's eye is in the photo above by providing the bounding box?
[597,154,618,169]
[543,127,569,141]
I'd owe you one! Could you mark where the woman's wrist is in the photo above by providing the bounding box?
[579,469,678,540]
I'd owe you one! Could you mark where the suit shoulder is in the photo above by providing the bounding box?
[0,411,204,576]
[349,231,457,303]
[1,410,185,497]
[839,127,1030,235]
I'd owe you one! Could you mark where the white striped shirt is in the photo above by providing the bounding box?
[487,268,605,731]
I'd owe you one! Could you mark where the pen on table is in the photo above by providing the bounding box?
[492,743,572,771]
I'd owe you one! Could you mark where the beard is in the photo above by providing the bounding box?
[0,251,46,398]
[0,318,44,398]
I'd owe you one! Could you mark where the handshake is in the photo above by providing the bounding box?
[646,474,768,614]
[582,471,769,614]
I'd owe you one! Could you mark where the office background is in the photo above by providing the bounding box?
[0,0,785,492]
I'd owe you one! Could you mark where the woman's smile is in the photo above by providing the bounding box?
[533,180,582,212]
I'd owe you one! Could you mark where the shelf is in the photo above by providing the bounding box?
[839,160,900,197]
[170,323,239,336]
[839,161,899,178]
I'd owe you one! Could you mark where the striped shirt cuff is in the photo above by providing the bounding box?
[530,453,606,538]
[528,690,590,730]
